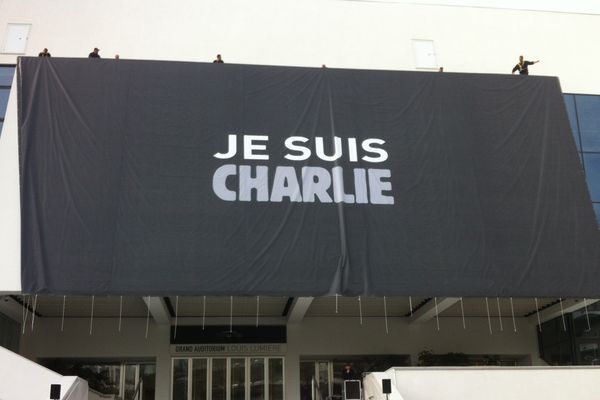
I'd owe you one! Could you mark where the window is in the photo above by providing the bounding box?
[563,95,581,151]
[412,40,437,69]
[0,88,10,117]
[172,357,284,400]
[43,359,156,399]
[575,96,600,152]
[564,94,600,227]
[0,66,15,86]
[583,153,600,202]
[0,66,15,131]
[2,24,31,54]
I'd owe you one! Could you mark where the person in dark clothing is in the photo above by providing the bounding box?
[213,54,224,63]
[512,55,539,75]
[342,364,357,381]
[88,47,101,58]
[38,48,51,57]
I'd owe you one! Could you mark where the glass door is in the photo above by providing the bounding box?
[317,361,331,400]
[230,358,246,400]
[192,359,208,400]
[172,357,284,400]
[123,364,139,399]
[212,358,228,400]
[250,358,265,400]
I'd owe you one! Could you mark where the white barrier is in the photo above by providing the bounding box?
[0,346,88,400]
[364,366,600,400]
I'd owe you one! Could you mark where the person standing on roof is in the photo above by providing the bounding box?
[88,47,101,58]
[38,48,51,57]
[512,55,539,75]
[213,54,224,63]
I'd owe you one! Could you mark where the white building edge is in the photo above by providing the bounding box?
[0,1,600,400]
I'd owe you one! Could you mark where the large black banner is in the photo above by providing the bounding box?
[18,57,600,296]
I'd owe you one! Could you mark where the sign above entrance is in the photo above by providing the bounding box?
[171,343,286,355]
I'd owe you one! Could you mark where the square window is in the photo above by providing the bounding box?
[563,95,581,151]
[575,95,600,152]
[583,153,600,202]
[412,39,437,69]
[0,66,15,86]
[0,88,11,118]
[2,24,31,54]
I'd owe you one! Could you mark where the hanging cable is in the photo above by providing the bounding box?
[118,296,123,333]
[22,295,30,335]
[229,296,233,333]
[460,297,466,330]
[89,295,95,336]
[383,296,389,334]
[434,297,440,331]
[584,298,591,331]
[31,294,38,332]
[485,297,492,335]
[61,295,66,332]
[256,296,260,328]
[358,296,363,326]
[174,296,179,339]
[21,295,27,334]
[202,296,206,330]
[510,297,517,332]
[534,298,542,332]
[145,296,150,339]
[559,298,566,332]
[496,297,503,331]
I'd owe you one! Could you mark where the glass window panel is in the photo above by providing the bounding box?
[231,358,246,400]
[269,358,284,400]
[250,358,265,400]
[192,359,208,400]
[581,130,600,152]
[212,358,227,400]
[563,95,581,151]
[0,88,10,118]
[124,364,137,399]
[173,359,189,400]
[0,66,15,86]
[140,363,156,400]
[63,363,120,395]
[299,362,314,400]
[575,95,600,152]
[583,153,600,202]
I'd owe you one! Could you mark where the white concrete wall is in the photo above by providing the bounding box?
[0,345,89,400]
[0,0,598,94]
[367,366,600,400]
[19,316,542,400]
[0,74,20,293]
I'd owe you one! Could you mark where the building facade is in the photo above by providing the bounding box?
[0,2,599,400]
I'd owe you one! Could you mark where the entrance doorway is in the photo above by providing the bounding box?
[172,357,284,400]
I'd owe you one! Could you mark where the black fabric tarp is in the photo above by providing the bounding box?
[18,57,600,296]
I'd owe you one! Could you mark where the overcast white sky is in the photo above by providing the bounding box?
[395,0,600,14]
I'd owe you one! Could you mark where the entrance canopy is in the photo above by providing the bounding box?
[17,57,600,296]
